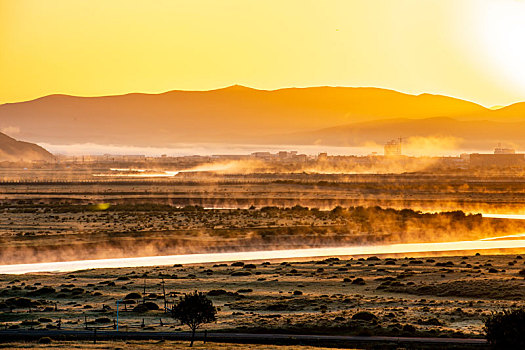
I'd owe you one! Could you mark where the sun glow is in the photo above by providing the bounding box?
[1,0,525,106]
[473,1,525,94]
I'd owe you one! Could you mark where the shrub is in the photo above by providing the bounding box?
[38,337,53,344]
[237,289,253,293]
[71,287,85,295]
[27,286,55,296]
[95,317,111,323]
[133,302,159,313]
[5,297,34,309]
[207,289,228,296]
[124,292,142,299]
[352,278,366,285]
[409,260,423,265]
[231,271,251,276]
[352,311,377,321]
[484,308,525,349]
[403,324,416,334]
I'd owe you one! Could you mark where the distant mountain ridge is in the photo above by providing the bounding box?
[287,117,525,149]
[0,132,54,162]
[0,85,524,148]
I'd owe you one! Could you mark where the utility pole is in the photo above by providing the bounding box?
[143,277,146,304]
[161,278,167,312]
[116,299,123,331]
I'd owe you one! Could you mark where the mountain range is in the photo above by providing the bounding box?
[0,85,524,149]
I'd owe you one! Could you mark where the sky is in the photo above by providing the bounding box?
[1,0,525,107]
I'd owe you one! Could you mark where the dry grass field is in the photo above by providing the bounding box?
[1,166,525,348]
[0,339,354,349]
[1,253,524,339]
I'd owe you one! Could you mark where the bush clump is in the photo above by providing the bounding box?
[38,337,53,344]
[231,271,251,276]
[5,297,35,309]
[133,302,159,312]
[27,286,55,296]
[207,289,228,296]
[352,311,377,321]
[124,292,142,300]
[484,308,525,349]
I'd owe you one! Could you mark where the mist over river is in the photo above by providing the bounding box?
[2,231,524,274]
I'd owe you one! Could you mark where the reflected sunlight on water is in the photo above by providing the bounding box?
[2,238,525,274]
[482,213,525,220]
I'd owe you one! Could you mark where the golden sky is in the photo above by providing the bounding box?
[1,0,525,107]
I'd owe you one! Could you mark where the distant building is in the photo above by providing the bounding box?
[460,153,470,161]
[251,152,272,159]
[494,144,515,154]
[211,154,249,160]
[470,153,525,167]
[278,151,289,158]
[295,154,308,161]
[101,154,146,162]
[384,138,402,156]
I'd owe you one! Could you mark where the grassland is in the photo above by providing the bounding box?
[1,166,525,348]
[0,340,354,350]
[1,253,524,340]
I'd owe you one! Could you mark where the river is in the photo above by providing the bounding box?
[1,212,524,274]
[1,235,524,274]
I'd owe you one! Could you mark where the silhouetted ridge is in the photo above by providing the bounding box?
[0,86,524,147]
[0,132,54,162]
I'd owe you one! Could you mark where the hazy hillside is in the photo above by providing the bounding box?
[289,117,525,149]
[489,102,525,121]
[0,132,54,162]
[0,85,506,147]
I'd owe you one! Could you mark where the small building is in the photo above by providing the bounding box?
[278,151,289,158]
[251,152,272,159]
[494,146,515,154]
[470,153,525,168]
[317,152,328,160]
[384,138,402,156]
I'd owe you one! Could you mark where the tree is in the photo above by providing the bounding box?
[484,308,525,349]
[171,291,217,347]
